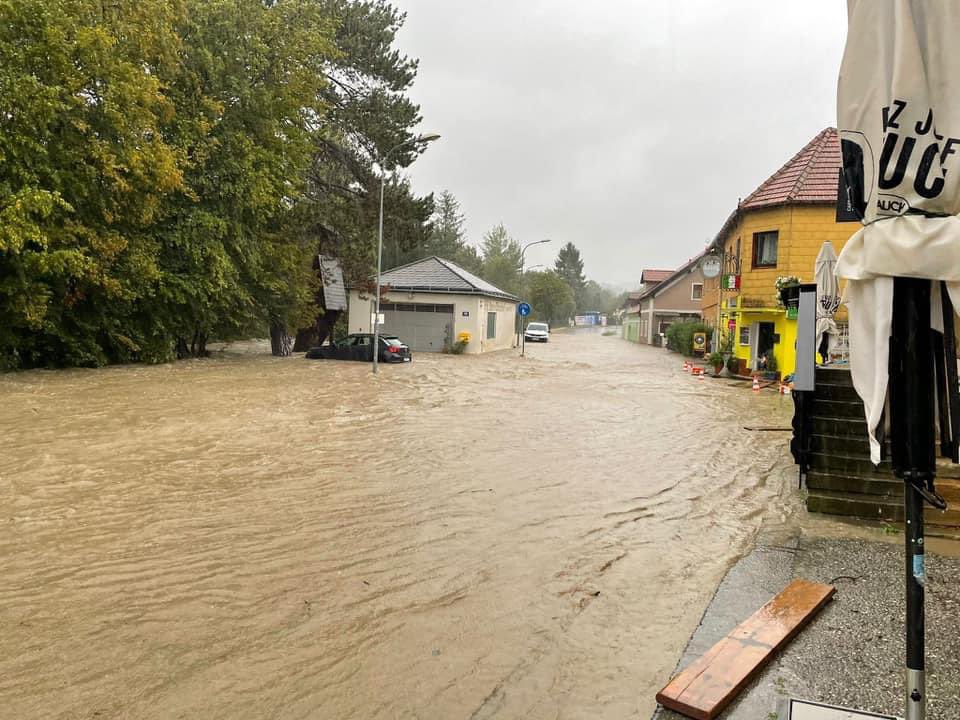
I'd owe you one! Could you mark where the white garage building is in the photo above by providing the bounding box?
[347,256,519,354]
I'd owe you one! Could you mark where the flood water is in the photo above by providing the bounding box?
[0,329,796,719]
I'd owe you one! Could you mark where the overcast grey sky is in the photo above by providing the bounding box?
[394,1,848,288]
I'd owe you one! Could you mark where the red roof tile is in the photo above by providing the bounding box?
[740,128,841,210]
[640,269,674,284]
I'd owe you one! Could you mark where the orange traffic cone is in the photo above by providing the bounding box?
[683,361,690,372]
[699,368,705,381]
[752,375,760,393]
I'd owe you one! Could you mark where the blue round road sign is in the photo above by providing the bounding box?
[517,303,531,317]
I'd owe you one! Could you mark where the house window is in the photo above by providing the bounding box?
[691,283,703,300]
[739,325,751,345]
[487,311,496,339]
[752,231,778,268]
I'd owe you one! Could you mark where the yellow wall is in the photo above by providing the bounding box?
[703,204,857,374]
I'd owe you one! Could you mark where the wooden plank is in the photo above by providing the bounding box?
[656,578,836,720]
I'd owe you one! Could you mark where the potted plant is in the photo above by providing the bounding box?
[707,351,725,376]
[775,275,802,309]
[726,354,741,376]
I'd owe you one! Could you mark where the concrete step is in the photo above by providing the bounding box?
[815,367,854,383]
[807,485,960,529]
[811,398,868,420]
[806,490,900,521]
[809,452,894,476]
[811,416,869,438]
[811,433,871,456]
[814,381,862,403]
[806,470,901,497]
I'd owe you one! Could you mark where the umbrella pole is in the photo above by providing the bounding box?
[889,277,937,720]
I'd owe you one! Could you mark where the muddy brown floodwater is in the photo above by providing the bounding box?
[0,329,796,719]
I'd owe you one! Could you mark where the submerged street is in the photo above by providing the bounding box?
[0,330,795,719]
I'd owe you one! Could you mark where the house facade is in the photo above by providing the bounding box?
[625,263,705,345]
[347,256,518,354]
[701,128,856,374]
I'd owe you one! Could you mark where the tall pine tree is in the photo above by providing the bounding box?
[554,242,587,311]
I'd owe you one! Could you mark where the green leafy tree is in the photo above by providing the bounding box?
[304,0,432,285]
[0,0,188,368]
[424,190,465,258]
[526,270,575,327]
[554,241,586,309]
[479,223,522,295]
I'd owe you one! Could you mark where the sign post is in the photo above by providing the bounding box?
[518,303,531,356]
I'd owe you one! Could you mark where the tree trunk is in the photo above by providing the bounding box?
[293,310,341,352]
[270,321,293,356]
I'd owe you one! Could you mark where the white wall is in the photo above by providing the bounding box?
[348,290,517,354]
[477,298,518,353]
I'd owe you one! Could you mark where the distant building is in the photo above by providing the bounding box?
[625,258,706,345]
[701,127,857,374]
[347,256,518,354]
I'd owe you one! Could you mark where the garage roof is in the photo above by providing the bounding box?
[379,256,519,301]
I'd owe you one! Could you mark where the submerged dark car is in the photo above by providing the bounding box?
[305,334,412,363]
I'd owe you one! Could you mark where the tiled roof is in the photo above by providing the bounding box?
[640,269,674,284]
[638,251,708,301]
[740,127,841,210]
[379,256,518,301]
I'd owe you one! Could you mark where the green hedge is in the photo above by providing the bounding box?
[665,321,711,356]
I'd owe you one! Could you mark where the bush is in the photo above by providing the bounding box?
[726,355,741,375]
[707,351,724,369]
[665,321,711,356]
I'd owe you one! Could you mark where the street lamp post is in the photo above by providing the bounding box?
[372,132,441,375]
[517,239,551,347]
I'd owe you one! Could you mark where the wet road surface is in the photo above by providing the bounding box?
[0,329,795,719]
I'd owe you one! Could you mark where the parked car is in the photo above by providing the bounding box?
[524,322,550,342]
[305,334,412,363]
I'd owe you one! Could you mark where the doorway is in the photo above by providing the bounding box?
[751,321,776,370]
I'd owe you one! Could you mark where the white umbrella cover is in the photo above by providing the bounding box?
[814,241,840,362]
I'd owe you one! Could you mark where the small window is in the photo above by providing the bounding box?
[691,283,704,300]
[487,311,496,339]
[739,325,750,345]
[752,231,778,268]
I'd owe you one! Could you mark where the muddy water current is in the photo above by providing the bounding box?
[0,330,796,719]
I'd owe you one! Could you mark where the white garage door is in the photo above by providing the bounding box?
[381,303,454,352]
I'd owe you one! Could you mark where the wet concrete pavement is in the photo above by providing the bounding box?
[654,467,960,720]
[0,329,798,719]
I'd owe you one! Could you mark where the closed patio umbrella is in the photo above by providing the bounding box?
[837,2,960,717]
[814,241,840,363]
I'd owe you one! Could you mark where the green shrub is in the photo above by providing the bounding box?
[726,355,741,375]
[665,321,711,356]
[443,339,468,354]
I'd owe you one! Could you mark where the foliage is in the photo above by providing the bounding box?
[707,351,725,369]
[525,270,575,327]
[305,0,434,280]
[665,321,711,356]
[726,354,741,375]
[554,241,586,309]
[414,190,482,272]
[479,223,522,296]
[580,279,621,317]
[0,0,435,368]
[774,275,801,306]
[718,331,735,354]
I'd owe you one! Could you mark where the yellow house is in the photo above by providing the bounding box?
[701,128,857,376]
